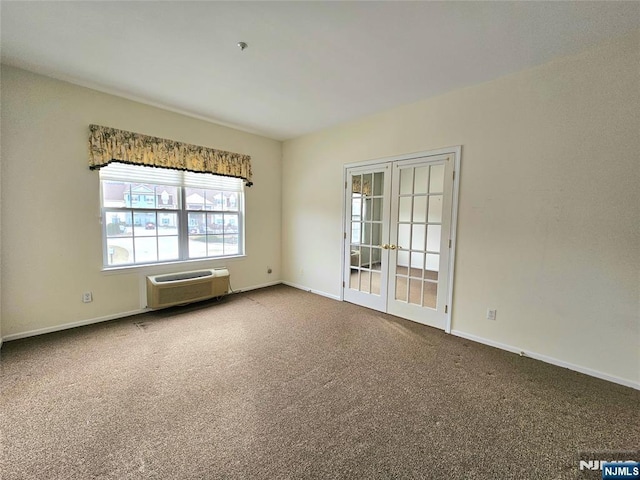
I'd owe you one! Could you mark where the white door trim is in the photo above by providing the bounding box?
[446,147,462,333]
[341,146,462,333]
[344,146,461,169]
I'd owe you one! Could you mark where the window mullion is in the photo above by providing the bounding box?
[179,186,189,260]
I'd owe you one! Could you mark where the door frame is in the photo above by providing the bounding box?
[340,146,461,333]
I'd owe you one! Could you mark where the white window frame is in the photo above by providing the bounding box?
[100,163,245,269]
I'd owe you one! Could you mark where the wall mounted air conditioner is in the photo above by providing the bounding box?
[146,268,229,309]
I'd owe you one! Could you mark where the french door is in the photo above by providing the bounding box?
[343,164,391,312]
[343,150,458,331]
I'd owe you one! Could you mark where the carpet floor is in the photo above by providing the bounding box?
[1,285,637,479]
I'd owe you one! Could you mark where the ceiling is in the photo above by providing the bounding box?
[1,1,638,141]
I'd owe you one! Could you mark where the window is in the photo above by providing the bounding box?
[351,193,363,243]
[100,163,244,267]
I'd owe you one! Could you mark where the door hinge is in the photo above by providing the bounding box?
[344,232,347,239]
[345,181,348,189]
[445,305,448,314]
[448,239,452,248]
[342,281,345,288]
[453,170,455,181]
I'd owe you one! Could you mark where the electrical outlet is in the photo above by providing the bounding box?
[82,292,93,303]
[486,309,497,320]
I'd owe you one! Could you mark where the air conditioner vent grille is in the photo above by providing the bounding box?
[158,283,212,305]
[155,271,212,283]
[146,268,229,309]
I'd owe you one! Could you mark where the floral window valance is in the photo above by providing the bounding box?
[351,176,371,196]
[88,124,253,186]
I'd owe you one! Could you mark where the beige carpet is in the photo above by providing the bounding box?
[1,285,638,479]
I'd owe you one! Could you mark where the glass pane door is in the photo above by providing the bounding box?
[343,166,390,312]
[343,152,456,331]
[387,156,453,329]
[394,163,443,308]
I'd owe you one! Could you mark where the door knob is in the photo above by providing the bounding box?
[389,244,397,250]
[380,244,390,249]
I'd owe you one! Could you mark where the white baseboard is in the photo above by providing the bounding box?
[2,308,150,342]
[230,280,282,294]
[281,281,341,301]
[1,280,284,343]
[450,329,640,391]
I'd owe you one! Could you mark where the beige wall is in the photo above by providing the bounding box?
[1,65,282,338]
[282,32,640,386]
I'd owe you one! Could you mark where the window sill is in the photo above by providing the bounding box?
[101,255,246,275]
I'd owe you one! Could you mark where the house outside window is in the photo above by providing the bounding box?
[100,163,244,267]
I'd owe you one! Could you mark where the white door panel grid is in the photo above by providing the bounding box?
[342,148,460,332]
[343,164,391,313]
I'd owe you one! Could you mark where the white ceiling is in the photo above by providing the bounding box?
[2,1,638,140]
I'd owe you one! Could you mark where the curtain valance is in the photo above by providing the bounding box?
[351,176,371,196]
[88,124,253,186]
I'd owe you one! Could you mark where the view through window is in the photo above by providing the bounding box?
[100,164,244,267]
